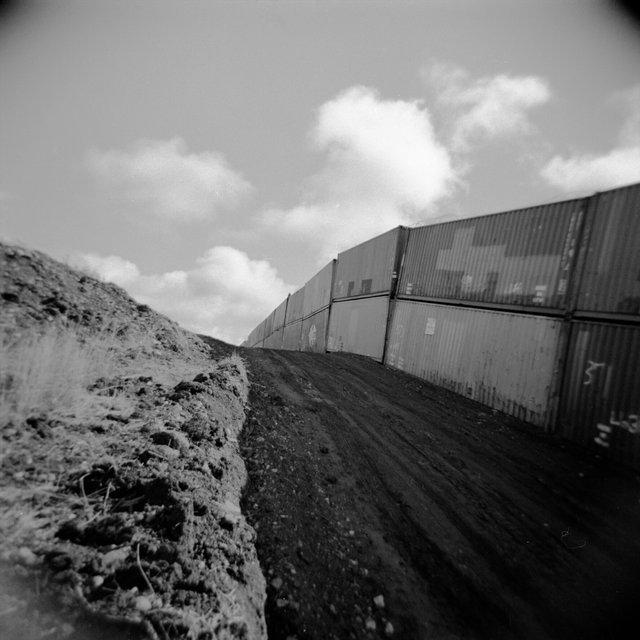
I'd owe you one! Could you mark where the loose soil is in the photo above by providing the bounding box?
[239,347,640,640]
[1,243,266,640]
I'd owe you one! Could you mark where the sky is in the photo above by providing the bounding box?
[1,0,640,344]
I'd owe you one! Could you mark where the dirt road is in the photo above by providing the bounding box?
[239,347,640,640]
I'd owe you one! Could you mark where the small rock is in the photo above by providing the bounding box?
[271,577,283,590]
[365,617,377,632]
[134,595,152,612]
[373,594,385,608]
[16,547,38,566]
[276,598,288,608]
[329,604,337,616]
[384,621,395,636]
[91,575,105,588]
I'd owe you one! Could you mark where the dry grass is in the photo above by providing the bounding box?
[0,324,132,426]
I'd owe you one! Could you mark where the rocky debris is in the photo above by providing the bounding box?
[0,241,267,639]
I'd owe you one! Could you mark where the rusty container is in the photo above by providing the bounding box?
[301,307,330,353]
[573,183,640,321]
[386,300,563,427]
[282,320,303,351]
[399,198,586,311]
[303,260,335,318]
[558,320,640,468]
[333,227,407,300]
[327,296,390,362]
[285,287,305,325]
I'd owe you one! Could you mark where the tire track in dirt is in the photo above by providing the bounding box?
[241,348,640,640]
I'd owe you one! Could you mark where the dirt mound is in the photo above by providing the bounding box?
[0,242,266,639]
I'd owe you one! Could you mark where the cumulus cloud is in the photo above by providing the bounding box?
[261,86,458,258]
[541,84,640,192]
[426,62,551,151]
[88,138,252,221]
[71,247,292,345]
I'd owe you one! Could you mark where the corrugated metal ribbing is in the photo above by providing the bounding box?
[301,308,329,353]
[333,228,401,299]
[282,320,303,351]
[399,198,586,310]
[303,260,335,318]
[327,297,389,362]
[273,297,288,331]
[285,287,305,324]
[559,321,640,468]
[264,310,275,339]
[575,183,640,319]
[386,301,562,427]
[263,327,284,349]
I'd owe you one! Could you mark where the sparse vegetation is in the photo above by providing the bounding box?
[0,324,132,427]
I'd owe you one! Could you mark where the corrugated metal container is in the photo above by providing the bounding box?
[333,227,405,300]
[301,308,330,353]
[574,183,640,319]
[558,321,640,468]
[303,260,335,318]
[386,300,562,427]
[274,297,289,331]
[263,327,284,349]
[399,198,586,310]
[282,320,302,351]
[264,310,275,339]
[327,296,390,362]
[285,287,305,324]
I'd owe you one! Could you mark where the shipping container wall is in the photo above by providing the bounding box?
[285,287,305,324]
[574,184,640,319]
[264,310,275,339]
[558,321,640,468]
[327,296,390,362]
[399,199,586,310]
[386,301,562,427]
[301,308,330,353]
[274,297,289,331]
[303,260,335,318]
[333,227,403,300]
[263,327,284,349]
[282,320,303,351]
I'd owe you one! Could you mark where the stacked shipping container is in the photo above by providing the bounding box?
[300,260,335,353]
[242,182,640,469]
[327,227,406,362]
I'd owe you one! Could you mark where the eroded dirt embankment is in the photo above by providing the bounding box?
[240,347,640,640]
[1,243,267,640]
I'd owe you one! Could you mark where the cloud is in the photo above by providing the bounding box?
[261,86,458,259]
[540,147,640,192]
[71,247,292,345]
[426,62,551,151]
[541,84,640,192]
[88,138,252,221]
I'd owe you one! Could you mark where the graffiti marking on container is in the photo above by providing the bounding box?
[594,423,612,448]
[583,360,605,386]
[606,411,640,435]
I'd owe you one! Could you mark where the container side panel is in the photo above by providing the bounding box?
[263,327,284,349]
[301,308,330,353]
[386,301,561,426]
[264,310,275,338]
[303,260,335,317]
[399,199,585,310]
[333,228,400,299]
[327,297,389,362]
[559,321,640,468]
[285,288,305,324]
[282,320,303,351]
[576,184,640,318]
[273,297,288,331]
